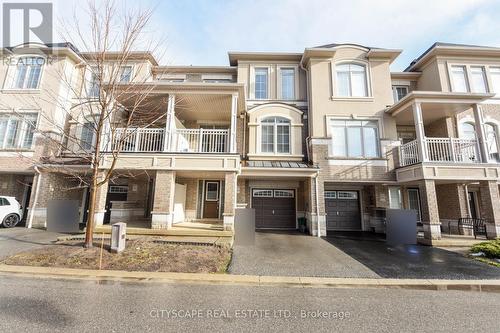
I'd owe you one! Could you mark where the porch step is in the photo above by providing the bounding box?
[93,225,232,238]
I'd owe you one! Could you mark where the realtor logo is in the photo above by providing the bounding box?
[2,2,53,47]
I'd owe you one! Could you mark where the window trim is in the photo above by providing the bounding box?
[253,66,271,100]
[331,60,372,99]
[277,65,298,100]
[205,181,219,202]
[392,85,409,102]
[327,117,381,158]
[258,115,292,155]
[0,110,39,150]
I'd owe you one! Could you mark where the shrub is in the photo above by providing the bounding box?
[471,239,500,259]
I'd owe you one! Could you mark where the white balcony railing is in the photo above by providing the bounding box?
[108,128,229,153]
[399,137,481,166]
[171,129,229,153]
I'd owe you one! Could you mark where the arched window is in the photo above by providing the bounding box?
[461,122,476,140]
[12,56,44,89]
[485,123,499,162]
[261,117,290,154]
[336,63,368,97]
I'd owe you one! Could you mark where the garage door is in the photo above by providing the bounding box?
[252,189,296,229]
[325,191,361,231]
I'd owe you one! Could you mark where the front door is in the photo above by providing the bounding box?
[468,191,478,219]
[203,181,220,218]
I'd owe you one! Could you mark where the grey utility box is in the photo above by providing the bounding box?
[110,222,126,253]
[234,207,255,246]
[47,200,80,233]
[386,209,417,246]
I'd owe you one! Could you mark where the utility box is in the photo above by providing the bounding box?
[110,222,126,253]
[234,208,255,246]
[386,209,417,246]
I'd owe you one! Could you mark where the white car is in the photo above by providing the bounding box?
[0,196,22,228]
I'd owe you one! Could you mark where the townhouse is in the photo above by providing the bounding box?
[0,42,499,245]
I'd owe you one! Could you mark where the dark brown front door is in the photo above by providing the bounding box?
[203,181,220,218]
[253,189,296,229]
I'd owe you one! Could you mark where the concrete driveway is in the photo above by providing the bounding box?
[229,231,379,278]
[0,227,64,260]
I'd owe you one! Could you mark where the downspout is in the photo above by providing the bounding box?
[27,166,41,229]
[314,172,321,238]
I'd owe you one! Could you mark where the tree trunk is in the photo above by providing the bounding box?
[84,174,99,248]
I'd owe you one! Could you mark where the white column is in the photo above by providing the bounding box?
[412,102,427,162]
[229,94,238,153]
[164,94,176,152]
[472,104,489,163]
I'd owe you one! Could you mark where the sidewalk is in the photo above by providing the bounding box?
[1,264,499,292]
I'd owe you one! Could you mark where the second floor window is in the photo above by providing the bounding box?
[330,119,379,158]
[119,66,133,82]
[461,122,476,140]
[470,66,487,93]
[13,57,43,89]
[336,63,368,97]
[485,123,499,162]
[255,68,268,99]
[392,85,408,102]
[451,66,469,92]
[490,67,500,95]
[261,116,290,154]
[87,68,100,98]
[80,122,95,150]
[280,68,295,100]
[0,113,38,150]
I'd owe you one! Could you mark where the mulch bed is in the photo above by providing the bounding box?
[1,238,232,273]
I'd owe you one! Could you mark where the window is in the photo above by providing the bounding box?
[12,57,43,89]
[490,67,500,95]
[254,68,268,99]
[109,185,128,193]
[389,187,402,209]
[336,63,368,97]
[0,113,38,150]
[0,197,10,206]
[330,119,379,158]
[274,190,294,198]
[461,122,476,140]
[118,66,133,82]
[451,66,469,92]
[407,188,421,222]
[324,191,337,199]
[260,117,290,154]
[280,68,295,100]
[485,123,499,162]
[87,67,100,98]
[470,67,487,93]
[337,191,358,199]
[80,122,95,150]
[205,182,219,201]
[253,189,273,197]
[392,86,408,102]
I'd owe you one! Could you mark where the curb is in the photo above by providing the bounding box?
[0,264,499,292]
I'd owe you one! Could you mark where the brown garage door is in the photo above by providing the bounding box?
[253,189,296,229]
[325,190,361,231]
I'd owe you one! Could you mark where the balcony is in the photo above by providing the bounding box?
[109,128,230,153]
[399,138,481,166]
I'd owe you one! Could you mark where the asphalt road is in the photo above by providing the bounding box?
[0,275,499,333]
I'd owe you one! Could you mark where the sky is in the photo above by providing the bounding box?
[7,0,500,71]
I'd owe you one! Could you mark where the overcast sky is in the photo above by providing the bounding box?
[46,0,500,70]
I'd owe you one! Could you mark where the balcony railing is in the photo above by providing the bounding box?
[108,128,229,153]
[399,137,481,166]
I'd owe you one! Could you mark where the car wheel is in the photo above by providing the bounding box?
[2,214,19,228]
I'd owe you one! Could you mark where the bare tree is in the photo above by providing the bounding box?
[0,0,172,248]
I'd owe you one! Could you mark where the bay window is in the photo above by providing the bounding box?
[280,68,295,100]
[330,119,379,158]
[451,66,469,92]
[0,113,38,149]
[261,117,290,154]
[12,57,43,89]
[254,68,268,99]
[336,63,368,97]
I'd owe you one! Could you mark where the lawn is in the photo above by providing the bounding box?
[1,238,232,273]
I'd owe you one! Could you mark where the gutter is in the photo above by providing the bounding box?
[27,166,41,229]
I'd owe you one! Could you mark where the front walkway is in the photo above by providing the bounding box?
[229,231,379,278]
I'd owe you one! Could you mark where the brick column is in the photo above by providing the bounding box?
[223,172,237,231]
[93,172,108,226]
[418,179,441,240]
[479,180,500,239]
[151,170,175,229]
